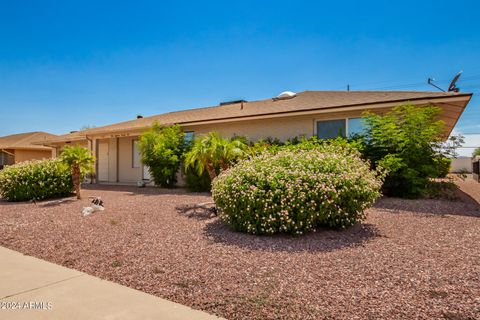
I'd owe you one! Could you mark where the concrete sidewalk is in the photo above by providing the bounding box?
[0,246,224,320]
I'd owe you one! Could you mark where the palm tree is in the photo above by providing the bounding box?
[184,132,248,180]
[60,145,95,199]
[218,138,249,170]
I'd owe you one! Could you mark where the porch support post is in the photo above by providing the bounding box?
[91,138,98,184]
[116,137,119,183]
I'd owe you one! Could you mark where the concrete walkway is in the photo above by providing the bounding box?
[0,246,224,320]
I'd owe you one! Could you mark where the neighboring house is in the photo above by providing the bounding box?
[0,132,57,169]
[473,156,480,182]
[450,156,473,173]
[36,90,473,185]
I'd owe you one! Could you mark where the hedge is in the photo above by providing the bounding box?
[0,159,74,201]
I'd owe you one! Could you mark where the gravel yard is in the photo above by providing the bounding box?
[1,182,479,320]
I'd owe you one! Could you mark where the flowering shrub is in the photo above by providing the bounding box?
[212,144,383,235]
[0,159,74,201]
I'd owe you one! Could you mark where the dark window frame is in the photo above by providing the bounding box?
[315,117,366,139]
[316,119,346,139]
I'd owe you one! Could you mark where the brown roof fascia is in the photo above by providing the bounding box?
[86,93,473,136]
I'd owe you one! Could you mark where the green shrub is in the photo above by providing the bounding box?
[250,136,363,157]
[433,157,451,178]
[473,147,480,157]
[0,159,74,201]
[424,180,458,200]
[138,123,185,187]
[361,104,462,198]
[212,144,383,235]
[185,169,211,192]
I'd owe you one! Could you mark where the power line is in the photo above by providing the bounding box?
[366,82,427,90]
[457,146,480,148]
[332,69,480,91]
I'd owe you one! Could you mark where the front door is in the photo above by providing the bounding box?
[97,141,109,181]
[143,165,151,180]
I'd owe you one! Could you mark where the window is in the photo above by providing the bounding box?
[347,118,366,137]
[316,119,346,139]
[132,140,141,168]
[185,131,194,143]
[316,118,366,139]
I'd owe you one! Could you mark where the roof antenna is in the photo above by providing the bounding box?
[447,71,462,92]
[427,77,445,92]
[427,71,463,92]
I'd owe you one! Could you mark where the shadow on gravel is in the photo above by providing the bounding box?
[176,204,217,220]
[0,195,77,207]
[374,194,480,218]
[82,184,210,197]
[0,200,22,206]
[37,198,77,207]
[203,219,380,253]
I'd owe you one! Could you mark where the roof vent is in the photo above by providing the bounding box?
[274,91,297,100]
[220,99,247,106]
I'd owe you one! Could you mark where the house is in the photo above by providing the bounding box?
[0,132,57,169]
[36,90,473,184]
[450,156,472,173]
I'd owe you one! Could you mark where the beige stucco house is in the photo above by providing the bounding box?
[0,132,57,169]
[35,90,473,185]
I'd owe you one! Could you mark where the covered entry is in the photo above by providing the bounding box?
[0,150,14,169]
[94,136,143,184]
[97,140,109,182]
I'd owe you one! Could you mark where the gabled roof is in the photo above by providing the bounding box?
[0,132,56,150]
[34,131,86,145]
[82,90,472,135]
[37,90,473,144]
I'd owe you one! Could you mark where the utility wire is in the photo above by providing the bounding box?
[332,70,480,91]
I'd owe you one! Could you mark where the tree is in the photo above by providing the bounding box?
[184,132,248,180]
[473,147,480,157]
[361,104,456,198]
[138,123,185,187]
[60,145,95,199]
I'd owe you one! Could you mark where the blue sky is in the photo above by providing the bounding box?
[1,0,479,141]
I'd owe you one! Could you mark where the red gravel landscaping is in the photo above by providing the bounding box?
[1,182,480,320]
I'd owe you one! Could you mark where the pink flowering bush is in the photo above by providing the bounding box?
[212,144,384,235]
